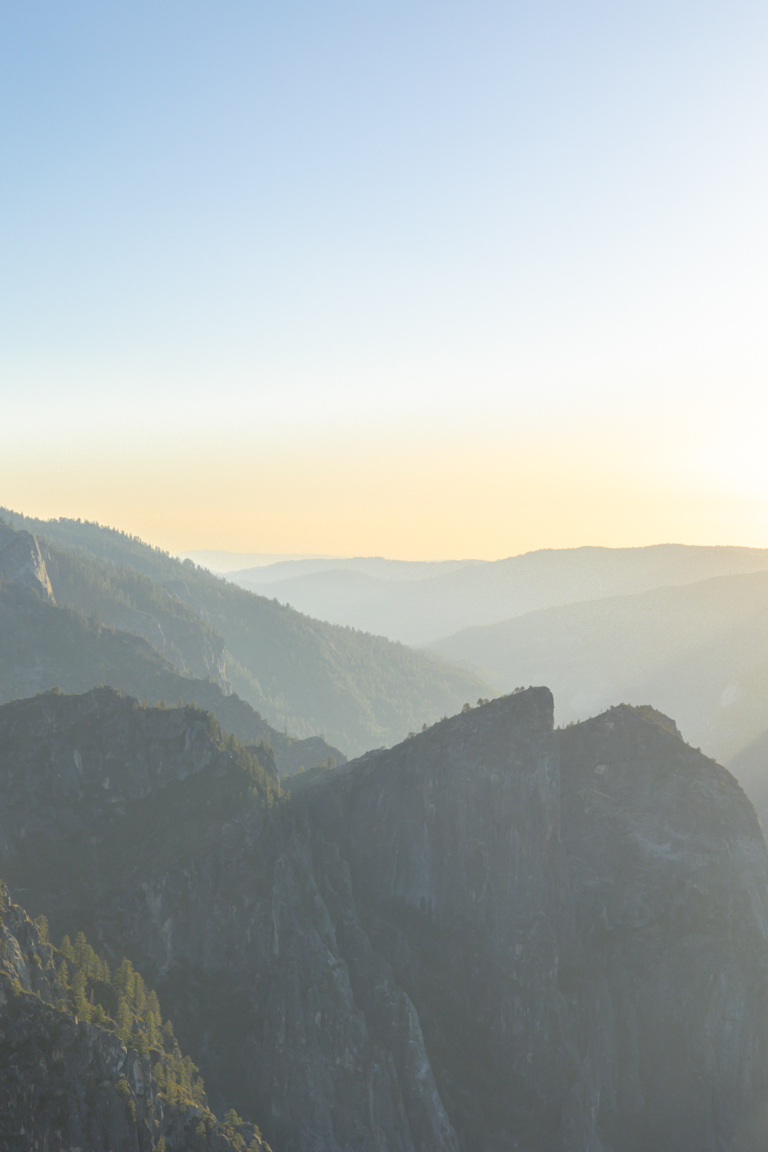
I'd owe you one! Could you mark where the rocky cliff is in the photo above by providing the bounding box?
[299,694,768,1149]
[0,520,53,600]
[2,688,768,1150]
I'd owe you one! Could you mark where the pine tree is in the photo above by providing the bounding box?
[74,931,88,969]
[71,969,92,1021]
[114,957,136,1002]
[146,989,162,1025]
[116,996,133,1045]
[134,971,146,1012]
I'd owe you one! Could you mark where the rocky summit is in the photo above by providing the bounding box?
[1,687,767,1150]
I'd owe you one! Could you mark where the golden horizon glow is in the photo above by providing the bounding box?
[3,410,768,560]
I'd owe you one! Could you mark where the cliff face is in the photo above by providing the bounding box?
[0,521,53,600]
[303,690,571,1149]
[0,687,280,919]
[558,706,768,1150]
[3,688,768,1150]
[293,693,768,1150]
[0,690,451,1152]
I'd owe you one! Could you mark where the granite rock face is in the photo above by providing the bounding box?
[302,690,571,1149]
[0,521,53,600]
[558,705,768,1150]
[3,688,768,1150]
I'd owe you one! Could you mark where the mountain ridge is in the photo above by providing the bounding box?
[430,566,768,820]
[225,542,768,644]
[0,526,345,777]
[2,685,767,1150]
[0,511,490,755]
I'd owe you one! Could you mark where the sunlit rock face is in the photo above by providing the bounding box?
[3,687,768,1151]
[557,705,768,1150]
[0,520,53,600]
[302,692,768,1151]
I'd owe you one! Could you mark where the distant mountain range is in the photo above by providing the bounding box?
[222,544,768,645]
[182,549,335,572]
[230,556,480,584]
[431,568,768,775]
[0,511,488,757]
[7,509,768,807]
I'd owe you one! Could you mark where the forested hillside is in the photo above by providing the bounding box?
[42,541,229,686]
[0,568,342,777]
[1,511,488,754]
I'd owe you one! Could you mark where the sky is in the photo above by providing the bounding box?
[2,0,767,559]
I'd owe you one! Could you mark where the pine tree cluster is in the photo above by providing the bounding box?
[55,930,206,1108]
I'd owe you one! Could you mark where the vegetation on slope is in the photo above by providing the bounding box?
[0,884,268,1150]
[0,581,344,775]
[0,687,282,911]
[1,510,490,754]
[43,541,227,685]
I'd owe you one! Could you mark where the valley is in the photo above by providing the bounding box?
[2,512,768,1150]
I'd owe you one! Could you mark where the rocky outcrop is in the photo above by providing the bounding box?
[300,690,570,1149]
[0,520,53,600]
[557,705,768,1150]
[3,688,768,1150]
[0,687,279,901]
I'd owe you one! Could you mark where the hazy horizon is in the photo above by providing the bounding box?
[6,504,768,565]
[181,540,768,569]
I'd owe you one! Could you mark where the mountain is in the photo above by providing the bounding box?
[0,885,269,1150]
[183,550,334,573]
[0,524,342,777]
[231,556,479,585]
[224,543,768,645]
[431,569,768,795]
[1,511,489,755]
[3,686,768,1150]
[42,538,229,687]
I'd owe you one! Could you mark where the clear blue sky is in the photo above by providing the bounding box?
[2,1,767,556]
